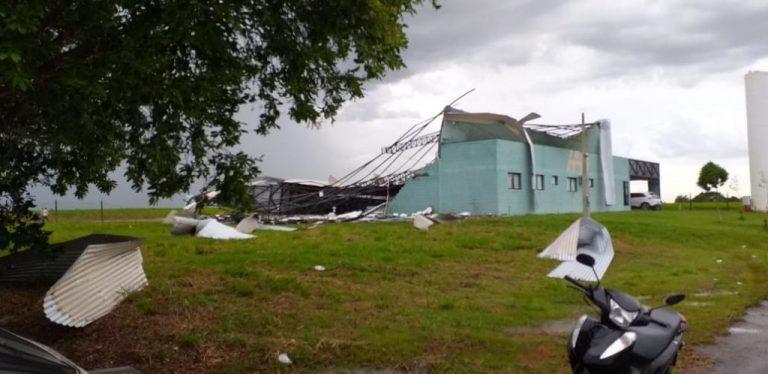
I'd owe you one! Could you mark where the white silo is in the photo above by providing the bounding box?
[746,71,768,212]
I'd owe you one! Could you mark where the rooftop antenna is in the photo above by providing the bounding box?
[581,113,590,219]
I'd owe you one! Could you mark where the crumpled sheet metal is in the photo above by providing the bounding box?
[540,218,615,282]
[0,327,87,373]
[413,214,435,231]
[538,219,582,261]
[163,214,255,239]
[43,236,148,328]
[195,219,254,240]
[235,216,296,233]
[0,326,140,373]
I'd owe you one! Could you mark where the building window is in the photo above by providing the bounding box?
[568,177,578,192]
[534,174,544,190]
[551,176,559,186]
[623,181,630,205]
[509,172,521,190]
[589,178,594,188]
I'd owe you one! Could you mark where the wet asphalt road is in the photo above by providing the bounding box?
[697,301,768,373]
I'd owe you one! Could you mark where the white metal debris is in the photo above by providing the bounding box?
[163,215,255,239]
[278,353,292,365]
[332,210,363,221]
[235,216,296,233]
[538,219,582,261]
[195,219,254,240]
[413,214,435,231]
[314,265,326,272]
[541,218,615,282]
[43,237,148,328]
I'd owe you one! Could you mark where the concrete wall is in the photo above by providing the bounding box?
[389,138,632,215]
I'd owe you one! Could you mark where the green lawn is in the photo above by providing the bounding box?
[3,208,768,372]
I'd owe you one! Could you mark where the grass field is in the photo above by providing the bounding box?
[2,207,768,372]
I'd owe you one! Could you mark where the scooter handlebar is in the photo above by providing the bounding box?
[564,275,587,290]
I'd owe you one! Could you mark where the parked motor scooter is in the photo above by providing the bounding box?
[565,253,687,374]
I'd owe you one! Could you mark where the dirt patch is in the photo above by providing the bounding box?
[676,349,715,373]
[0,280,238,373]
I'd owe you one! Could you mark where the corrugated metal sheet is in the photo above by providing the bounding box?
[547,222,614,282]
[43,236,147,327]
[0,327,87,373]
[0,234,135,284]
[538,219,582,261]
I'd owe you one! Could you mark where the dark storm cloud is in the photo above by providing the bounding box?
[383,0,768,83]
[560,2,768,75]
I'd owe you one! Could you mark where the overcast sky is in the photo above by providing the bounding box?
[33,0,768,208]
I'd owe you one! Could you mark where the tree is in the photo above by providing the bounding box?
[0,1,438,252]
[697,161,728,221]
[697,162,728,192]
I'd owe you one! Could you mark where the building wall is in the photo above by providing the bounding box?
[437,140,499,214]
[389,139,632,215]
[386,162,440,213]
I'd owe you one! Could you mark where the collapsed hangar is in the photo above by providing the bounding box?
[248,106,660,217]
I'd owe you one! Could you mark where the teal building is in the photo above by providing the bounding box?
[389,108,659,215]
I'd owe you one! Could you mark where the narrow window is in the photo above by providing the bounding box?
[509,172,521,190]
[534,174,544,190]
[568,177,578,192]
[589,178,594,188]
[551,175,559,186]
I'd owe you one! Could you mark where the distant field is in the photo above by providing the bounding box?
[663,201,745,211]
[44,207,224,222]
[1,208,767,372]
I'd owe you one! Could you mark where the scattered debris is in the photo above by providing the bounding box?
[163,215,254,240]
[195,219,254,240]
[278,353,292,365]
[539,218,614,282]
[716,259,723,264]
[308,221,324,230]
[314,265,326,272]
[0,235,149,327]
[413,214,435,231]
[235,215,296,234]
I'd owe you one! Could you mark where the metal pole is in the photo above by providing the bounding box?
[581,113,590,219]
[100,200,104,224]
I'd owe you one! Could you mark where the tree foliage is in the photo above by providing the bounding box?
[0,1,437,251]
[697,161,728,192]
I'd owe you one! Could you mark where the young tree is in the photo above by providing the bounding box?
[0,1,438,251]
[697,161,729,221]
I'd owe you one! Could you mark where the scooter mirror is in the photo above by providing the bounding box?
[665,294,685,306]
[576,253,595,268]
